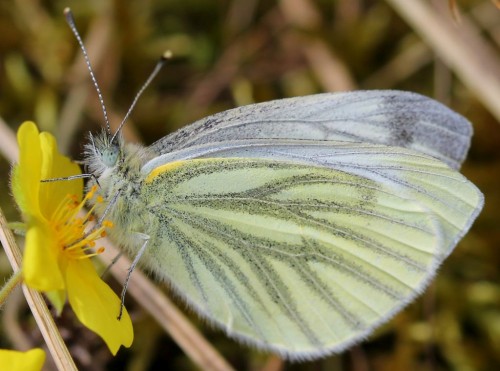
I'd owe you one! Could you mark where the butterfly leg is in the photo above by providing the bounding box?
[118,232,150,320]
[100,251,123,278]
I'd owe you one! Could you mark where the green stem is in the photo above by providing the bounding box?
[0,269,23,306]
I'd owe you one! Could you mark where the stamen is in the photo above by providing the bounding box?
[83,208,96,223]
[84,185,99,201]
[75,249,105,259]
[52,194,78,222]
[50,186,113,263]
[84,226,108,242]
[70,242,105,259]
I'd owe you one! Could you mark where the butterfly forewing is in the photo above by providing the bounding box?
[149,91,472,170]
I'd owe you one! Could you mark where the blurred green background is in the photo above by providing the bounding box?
[0,0,499,370]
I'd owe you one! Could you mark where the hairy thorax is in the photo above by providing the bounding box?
[85,137,157,255]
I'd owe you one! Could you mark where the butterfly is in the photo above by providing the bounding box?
[65,8,484,361]
[84,89,482,360]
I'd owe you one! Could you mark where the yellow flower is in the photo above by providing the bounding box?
[10,121,133,355]
[0,348,45,371]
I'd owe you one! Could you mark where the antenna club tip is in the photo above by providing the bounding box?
[162,50,173,60]
[64,7,74,22]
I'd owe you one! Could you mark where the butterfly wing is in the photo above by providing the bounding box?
[144,139,480,259]
[149,90,472,169]
[140,143,483,359]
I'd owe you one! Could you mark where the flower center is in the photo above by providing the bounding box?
[51,185,113,260]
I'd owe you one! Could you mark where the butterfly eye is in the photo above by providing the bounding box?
[101,146,119,167]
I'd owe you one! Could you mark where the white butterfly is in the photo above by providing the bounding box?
[83,90,483,360]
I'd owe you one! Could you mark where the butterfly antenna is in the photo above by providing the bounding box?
[64,7,112,135]
[110,50,172,144]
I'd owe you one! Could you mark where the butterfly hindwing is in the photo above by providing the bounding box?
[136,144,482,359]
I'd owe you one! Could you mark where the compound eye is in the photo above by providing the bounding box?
[101,145,120,167]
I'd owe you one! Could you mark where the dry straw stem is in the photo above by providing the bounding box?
[0,208,77,371]
[0,121,234,370]
[385,0,500,122]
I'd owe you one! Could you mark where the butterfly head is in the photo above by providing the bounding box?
[84,130,123,177]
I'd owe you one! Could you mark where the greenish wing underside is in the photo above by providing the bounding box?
[140,156,481,359]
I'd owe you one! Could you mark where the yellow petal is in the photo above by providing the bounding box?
[11,122,43,219]
[23,221,65,291]
[39,132,83,219]
[65,258,134,355]
[0,348,45,371]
